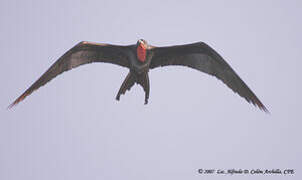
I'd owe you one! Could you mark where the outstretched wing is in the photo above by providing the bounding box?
[150,42,268,112]
[9,41,131,108]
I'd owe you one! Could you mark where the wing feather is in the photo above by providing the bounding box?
[150,42,268,112]
[9,41,131,108]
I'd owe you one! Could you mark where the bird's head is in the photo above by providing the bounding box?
[136,39,148,63]
[137,39,148,48]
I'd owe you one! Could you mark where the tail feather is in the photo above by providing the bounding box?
[116,71,150,104]
[116,72,136,101]
[137,73,150,104]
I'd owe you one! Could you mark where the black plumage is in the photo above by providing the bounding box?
[9,39,268,112]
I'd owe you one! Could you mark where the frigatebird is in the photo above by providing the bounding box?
[9,39,268,112]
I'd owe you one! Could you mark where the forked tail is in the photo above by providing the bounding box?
[116,71,150,104]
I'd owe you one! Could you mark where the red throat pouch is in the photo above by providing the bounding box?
[137,44,146,62]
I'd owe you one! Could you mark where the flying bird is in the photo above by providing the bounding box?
[9,39,268,112]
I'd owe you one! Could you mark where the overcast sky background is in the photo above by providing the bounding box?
[0,0,301,180]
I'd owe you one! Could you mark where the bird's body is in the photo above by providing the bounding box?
[9,39,268,112]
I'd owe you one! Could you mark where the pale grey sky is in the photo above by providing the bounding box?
[1,0,301,180]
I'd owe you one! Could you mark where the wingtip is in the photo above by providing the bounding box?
[7,102,17,110]
[256,102,270,114]
[262,106,270,114]
[7,95,25,109]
